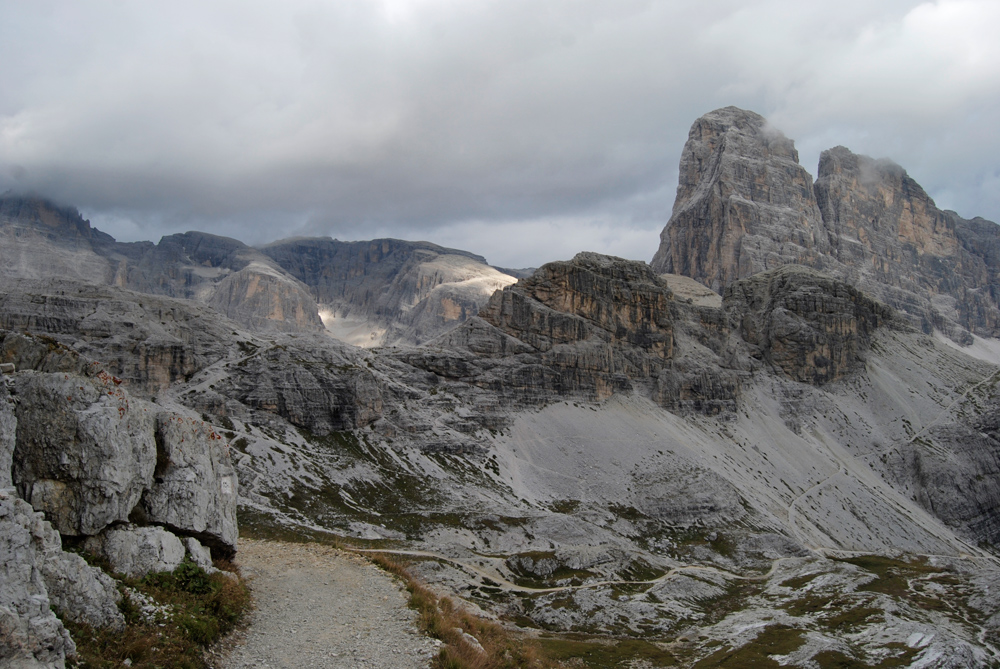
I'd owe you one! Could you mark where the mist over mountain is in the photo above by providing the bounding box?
[5,108,1000,667]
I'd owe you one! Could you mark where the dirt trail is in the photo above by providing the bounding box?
[213,539,438,669]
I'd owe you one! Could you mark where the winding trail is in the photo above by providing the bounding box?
[352,547,789,594]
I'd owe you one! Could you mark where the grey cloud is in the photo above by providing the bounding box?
[1,0,998,268]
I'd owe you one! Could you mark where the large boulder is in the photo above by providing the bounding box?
[83,525,185,578]
[0,491,76,669]
[140,412,239,557]
[11,372,156,536]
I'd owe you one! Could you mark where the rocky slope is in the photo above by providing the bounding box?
[0,197,515,346]
[262,237,517,346]
[651,106,1000,343]
[0,197,323,334]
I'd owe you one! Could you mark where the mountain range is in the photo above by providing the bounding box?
[4,107,1000,667]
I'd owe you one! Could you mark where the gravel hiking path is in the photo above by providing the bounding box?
[211,539,438,668]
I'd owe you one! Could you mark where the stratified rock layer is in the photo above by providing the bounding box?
[652,107,1000,341]
[725,265,896,384]
[651,107,832,291]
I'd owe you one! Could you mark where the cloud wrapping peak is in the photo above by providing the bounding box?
[1,0,998,267]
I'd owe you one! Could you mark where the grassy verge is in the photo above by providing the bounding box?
[64,559,251,669]
[368,552,561,669]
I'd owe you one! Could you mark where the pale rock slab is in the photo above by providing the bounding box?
[84,524,186,578]
[11,372,156,536]
[0,491,76,669]
[142,412,238,557]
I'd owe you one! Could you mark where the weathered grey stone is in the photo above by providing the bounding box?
[724,265,898,384]
[11,372,156,536]
[83,525,185,578]
[651,107,1000,341]
[1,382,15,489]
[40,546,123,631]
[141,412,238,557]
[651,106,833,291]
[261,237,516,346]
[0,491,75,668]
[183,537,215,573]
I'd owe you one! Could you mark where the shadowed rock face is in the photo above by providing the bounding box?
[652,107,1000,341]
[724,265,897,385]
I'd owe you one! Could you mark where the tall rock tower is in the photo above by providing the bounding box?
[650,107,832,291]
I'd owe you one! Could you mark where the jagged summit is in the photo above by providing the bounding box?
[650,106,831,291]
[652,106,1000,341]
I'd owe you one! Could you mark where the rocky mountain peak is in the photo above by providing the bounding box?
[0,194,113,244]
[653,107,1000,340]
[651,106,831,292]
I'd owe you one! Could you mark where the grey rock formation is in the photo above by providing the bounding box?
[0,284,243,394]
[432,252,675,405]
[651,107,1000,341]
[203,335,383,435]
[724,265,897,384]
[36,523,123,631]
[83,525,186,578]
[11,372,156,536]
[1,383,15,489]
[650,107,832,291]
[0,491,76,669]
[141,412,238,557]
[262,237,516,346]
[183,537,215,573]
[815,146,1000,338]
[0,199,325,335]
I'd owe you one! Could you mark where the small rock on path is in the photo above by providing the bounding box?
[212,539,437,668]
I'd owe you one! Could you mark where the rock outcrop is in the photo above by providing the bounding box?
[814,146,1000,338]
[262,237,517,346]
[650,107,833,291]
[432,252,675,404]
[141,413,238,556]
[651,107,1000,341]
[83,525,186,578]
[0,492,76,669]
[724,265,897,384]
[11,372,157,537]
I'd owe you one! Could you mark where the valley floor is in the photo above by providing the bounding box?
[212,540,439,669]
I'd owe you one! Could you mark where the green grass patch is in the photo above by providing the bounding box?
[65,559,250,669]
[693,625,805,668]
[537,636,678,668]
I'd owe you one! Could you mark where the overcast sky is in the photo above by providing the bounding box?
[1,1,998,268]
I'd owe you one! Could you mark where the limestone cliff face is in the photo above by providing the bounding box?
[815,147,1000,338]
[651,108,1000,341]
[724,265,896,385]
[262,237,516,346]
[0,196,118,285]
[650,107,832,291]
[435,253,674,404]
[208,263,323,332]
